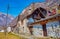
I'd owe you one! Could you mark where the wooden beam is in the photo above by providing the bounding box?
[28,26,33,35]
[28,15,60,26]
[42,24,47,36]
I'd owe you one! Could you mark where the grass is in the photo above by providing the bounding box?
[0,32,60,39]
[0,32,27,39]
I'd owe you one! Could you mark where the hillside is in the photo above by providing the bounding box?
[0,12,14,26]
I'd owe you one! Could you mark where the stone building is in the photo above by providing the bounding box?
[9,2,60,37]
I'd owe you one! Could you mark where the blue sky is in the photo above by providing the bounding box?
[0,0,45,18]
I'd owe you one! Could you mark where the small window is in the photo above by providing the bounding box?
[29,9,31,10]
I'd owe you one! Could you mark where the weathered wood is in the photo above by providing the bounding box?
[28,26,33,35]
[29,15,60,26]
[42,24,47,36]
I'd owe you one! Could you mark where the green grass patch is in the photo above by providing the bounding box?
[0,32,60,39]
[0,32,28,39]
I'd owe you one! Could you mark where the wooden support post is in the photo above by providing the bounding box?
[42,24,47,36]
[59,20,60,28]
[29,26,33,35]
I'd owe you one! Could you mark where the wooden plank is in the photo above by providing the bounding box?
[42,24,47,36]
[28,15,60,26]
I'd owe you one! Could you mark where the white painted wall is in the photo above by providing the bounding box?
[7,26,11,32]
[18,21,24,33]
[23,18,30,34]
[18,18,30,34]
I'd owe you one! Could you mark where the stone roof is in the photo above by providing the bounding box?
[20,2,47,20]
